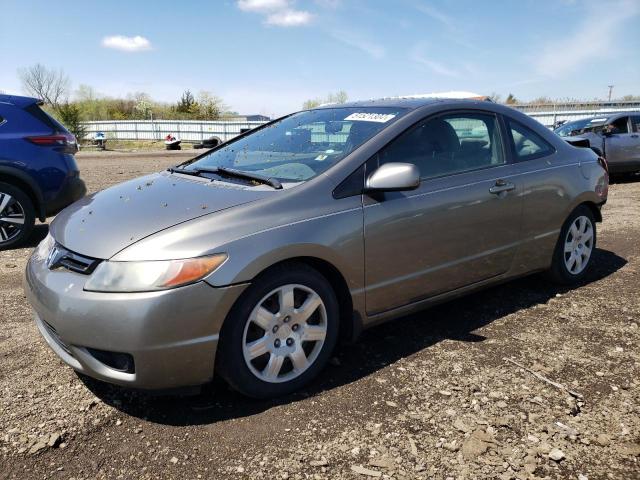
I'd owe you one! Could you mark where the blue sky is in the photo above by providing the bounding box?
[1,0,639,116]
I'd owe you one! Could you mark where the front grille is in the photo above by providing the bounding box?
[41,319,73,357]
[48,244,101,274]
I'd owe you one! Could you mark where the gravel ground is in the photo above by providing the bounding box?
[1,152,639,480]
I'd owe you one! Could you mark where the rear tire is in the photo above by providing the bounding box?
[546,205,596,285]
[0,182,36,250]
[217,263,339,399]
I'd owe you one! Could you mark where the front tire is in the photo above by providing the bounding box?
[547,205,596,284]
[0,182,36,250]
[217,263,339,399]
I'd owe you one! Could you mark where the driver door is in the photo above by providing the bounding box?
[605,116,639,165]
[363,111,523,315]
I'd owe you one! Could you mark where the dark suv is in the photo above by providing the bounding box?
[0,95,86,249]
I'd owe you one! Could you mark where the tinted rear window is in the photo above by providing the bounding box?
[24,104,68,133]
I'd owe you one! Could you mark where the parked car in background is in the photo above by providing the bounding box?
[0,95,86,249]
[555,112,640,174]
[25,98,608,398]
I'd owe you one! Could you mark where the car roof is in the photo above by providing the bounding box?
[0,94,41,108]
[313,97,483,110]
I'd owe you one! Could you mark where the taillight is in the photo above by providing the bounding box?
[597,156,609,175]
[26,133,76,146]
[595,156,609,199]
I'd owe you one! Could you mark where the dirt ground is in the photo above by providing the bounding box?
[1,152,639,480]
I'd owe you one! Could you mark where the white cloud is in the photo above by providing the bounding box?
[534,0,640,77]
[266,9,313,26]
[237,0,312,27]
[101,35,152,52]
[237,0,289,12]
[330,30,386,59]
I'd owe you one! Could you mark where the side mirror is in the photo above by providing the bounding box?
[365,162,420,192]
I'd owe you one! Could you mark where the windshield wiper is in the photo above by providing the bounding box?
[167,167,207,177]
[215,166,282,190]
[168,166,282,189]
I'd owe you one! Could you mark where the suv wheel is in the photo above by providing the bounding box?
[217,263,339,399]
[547,205,596,284]
[0,182,36,250]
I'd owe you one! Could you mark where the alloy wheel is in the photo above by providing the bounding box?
[563,215,594,275]
[0,192,26,244]
[242,284,327,383]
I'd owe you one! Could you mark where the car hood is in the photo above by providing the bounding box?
[50,171,271,259]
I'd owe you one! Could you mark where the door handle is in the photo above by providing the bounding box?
[489,179,515,195]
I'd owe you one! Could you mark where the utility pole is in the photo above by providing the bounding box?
[608,85,614,102]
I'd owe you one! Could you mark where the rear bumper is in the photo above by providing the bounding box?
[24,251,247,389]
[44,174,86,219]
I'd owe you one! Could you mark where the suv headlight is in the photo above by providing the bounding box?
[84,254,227,293]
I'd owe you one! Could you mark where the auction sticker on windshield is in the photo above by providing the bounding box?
[345,112,396,123]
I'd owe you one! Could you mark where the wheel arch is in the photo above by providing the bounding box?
[221,255,357,347]
[0,166,45,221]
[565,192,603,224]
[579,200,603,223]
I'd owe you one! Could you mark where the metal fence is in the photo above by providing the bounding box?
[82,119,267,143]
[523,107,639,128]
[82,104,640,143]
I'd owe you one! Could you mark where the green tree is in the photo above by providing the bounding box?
[56,103,87,141]
[197,91,226,120]
[505,93,518,104]
[302,98,321,109]
[176,90,198,114]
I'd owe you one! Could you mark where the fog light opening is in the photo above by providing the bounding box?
[86,348,135,374]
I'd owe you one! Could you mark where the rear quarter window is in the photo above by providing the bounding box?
[506,118,555,162]
[23,104,68,133]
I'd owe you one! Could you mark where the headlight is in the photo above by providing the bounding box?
[84,254,228,293]
[33,233,55,262]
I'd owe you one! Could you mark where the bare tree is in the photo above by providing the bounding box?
[302,91,348,109]
[488,92,502,103]
[18,64,70,108]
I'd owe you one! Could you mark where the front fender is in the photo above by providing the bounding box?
[203,206,365,294]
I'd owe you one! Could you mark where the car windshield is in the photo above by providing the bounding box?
[554,118,592,137]
[184,107,406,184]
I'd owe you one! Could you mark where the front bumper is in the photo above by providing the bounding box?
[24,252,247,389]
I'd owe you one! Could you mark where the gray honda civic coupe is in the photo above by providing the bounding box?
[24,98,609,398]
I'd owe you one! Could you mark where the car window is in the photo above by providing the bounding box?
[554,118,591,137]
[23,104,68,133]
[632,116,640,133]
[187,107,406,183]
[609,116,629,134]
[507,119,555,161]
[377,112,505,179]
